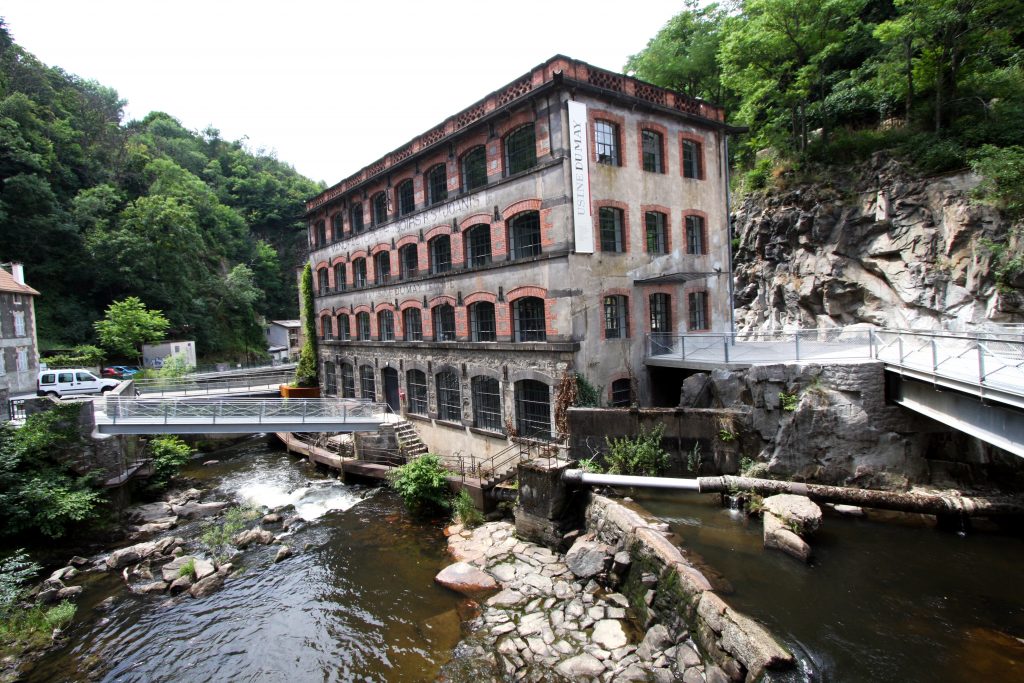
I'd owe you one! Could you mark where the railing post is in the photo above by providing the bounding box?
[898,335,905,365]
[259,400,265,424]
[869,329,875,359]
[977,341,986,385]
[723,335,729,363]
[680,335,686,360]
[794,332,801,361]
[163,401,169,425]
[931,339,939,372]
[302,400,308,423]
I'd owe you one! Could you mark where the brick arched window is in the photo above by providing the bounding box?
[464,224,491,267]
[461,146,487,192]
[426,164,448,205]
[512,297,546,342]
[350,203,364,233]
[469,301,496,341]
[471,376,502,431]
[503,124,536,175]
[508,211,541,260]
[403,308,423,341]
[429,235,452,274]
[433,303,456,341]
[374,251,391,284]
[406,369,427,414]
[436,370,461,422]
[377,309,395,341]
[515,379,551,438]
[397,179,415,216]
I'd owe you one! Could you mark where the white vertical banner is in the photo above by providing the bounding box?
[567,100,593,253]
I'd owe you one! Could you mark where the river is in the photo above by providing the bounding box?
[25,439,464,682]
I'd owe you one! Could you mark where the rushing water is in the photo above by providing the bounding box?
[636,490,1024,683]
[25,439,463,683]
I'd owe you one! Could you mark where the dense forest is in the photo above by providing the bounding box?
[0,21,322,360]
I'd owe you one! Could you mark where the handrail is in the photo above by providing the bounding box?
[102,397,391,426]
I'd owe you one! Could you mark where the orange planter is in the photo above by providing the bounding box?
[280,385,321,398]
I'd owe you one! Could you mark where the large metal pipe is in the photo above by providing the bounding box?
[561,469,1024,517]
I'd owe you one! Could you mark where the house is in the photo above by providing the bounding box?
[304,55,739,454]
[0,262,41,395]
[142,340,197,369]
[267,319,302,361]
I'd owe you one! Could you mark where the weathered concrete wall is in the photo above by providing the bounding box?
[584,494,793,681]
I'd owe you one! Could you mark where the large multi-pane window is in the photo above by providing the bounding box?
[599,207,625,253]
[610,378,633,407]
[436,371,461,422]
[337,314,351,341]
[686,215,706,255]
[504,123,536,175]
[461,146,487,192]
[350,203,364,233]
[315,221,326,247]
[682,139,702,179]
[352,258,367,288]
[403,308,423,341]
[356,311,371,340]
[341,363,356,398]
[433,303,456,341]
[508,212,541,260]
[317,267,330,295]
[688,291,710,331]
[471,376,502,431]
[464,224,491,267]
[603,295,629,339]
[512,297,546,342]
[332,212,344,238]
[595,120,620,165]
[377,310,395,341]
[320,315,333,340]
[650,293,671,335]
[426,164,448,205]
[645,212,667,255]
[324,361,337,395]
[371,191,388,226]
[642,130,664,173]
[359,365,376,401]
[406,370,427,415]
[333,263,346,292]
[469,302,496,341]
[515,380,551,438]
[397,179,415,216]
[399,244,419,279]
[429,235,452,274]
[374,251,391,284]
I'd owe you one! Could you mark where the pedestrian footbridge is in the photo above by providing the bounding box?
[94,396,396,435]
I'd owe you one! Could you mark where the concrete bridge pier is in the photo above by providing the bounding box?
[514,457,581,548]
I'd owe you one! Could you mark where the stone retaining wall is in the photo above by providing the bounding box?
[584,493,793,682]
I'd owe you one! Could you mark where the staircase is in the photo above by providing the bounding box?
[392,419,428,459]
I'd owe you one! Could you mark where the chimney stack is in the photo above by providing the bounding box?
[11,263,25,285]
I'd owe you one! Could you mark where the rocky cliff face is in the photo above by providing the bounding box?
[732,155,1023,332]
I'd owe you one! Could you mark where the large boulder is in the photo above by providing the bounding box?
[125,501,174,523]
[555,653,606,679]
[761,494,822,535]
[591,619,628,650]
[171,501,229,520]
[565,538,612,579]
[161,555,198,583]
[763,512,811,562]
[434,562,498,597]
[106,541,159,570]
[189,573,225,598]
[233,528,274,548]
[637,624,673,661]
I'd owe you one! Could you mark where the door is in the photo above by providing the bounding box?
[381,367,400,414]
[75,371,101,394]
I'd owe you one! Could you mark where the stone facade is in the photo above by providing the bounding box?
[305,56,736,456]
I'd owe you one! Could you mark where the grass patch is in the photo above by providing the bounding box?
[0,601,76,658]
[452,490,484,529]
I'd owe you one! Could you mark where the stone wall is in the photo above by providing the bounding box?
[584,493,793,682]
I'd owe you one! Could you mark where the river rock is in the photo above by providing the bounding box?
[126,501,174,523]
[172,501,230,520]
[129,520,178,540]
[161,555,197,582]
[233,528,275,547]
[761,495,822,535]
[95,596,116,611]
[637,624,672,662]
[189,573,224,598]
[68,556,91,568]
[166,488,203,506]
[136,581,168,595]
[168,575,193,594]
[763,512,811,562]
[193,558,216,580]
[565,538,612,579]
[106,541,159,570]
[262,513,282,525]
[435,562,498,596]
[274,546,293,563]
[592,619,628,650]
[49,566,77,582]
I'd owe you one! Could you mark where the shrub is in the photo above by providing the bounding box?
[577,457,603,474]
[970,144,1024,218]
[39,345,105,369]
[389,454,450,516]
[199,505,261,560]
[452,489,484,528]
[573,374,602,408]
[145,436,192,492]
[604,424,669,477]
[779,392,800,412]
[0,551,39,615]
[294,263,319,388]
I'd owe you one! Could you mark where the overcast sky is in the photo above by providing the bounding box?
[2,1,681,186]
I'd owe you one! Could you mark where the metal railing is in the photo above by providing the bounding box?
[133,369,295,396]
[646,328,875,364]
[102,397,395,426]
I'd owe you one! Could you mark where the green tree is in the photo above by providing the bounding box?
[389,454,451,516]
[293,263,319,387]
[94,296,169,363]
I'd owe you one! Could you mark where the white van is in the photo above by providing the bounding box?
[37,369,119,398]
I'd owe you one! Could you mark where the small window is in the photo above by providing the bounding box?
[337,314,351,341]
[352,258,367,288]
[595,120,620,166]
[41,373,56,385]
[372,191,388,226]
[359,365,376,402]
[403,308,423,341]
[461,146,487,192]
[333,263,346,292]
[472,376,502,431]
[374,252,391,285]
[464,224,491,267]
[603,295,629,339]
[515,379,551,438]
[436,370,461,422]
[433,304,456,341]
[429,235,452,274]
[341,363,356,398]
[426,164,448,205]
[682,139,703,179]
[650,293,672,335]
[642,130,664,173]
[399,244,419,279]
[407,369,427,415]
[508,212,541,260]
[317,268,330,295]
[356,312,371,340]
[512,297,546,342]
[315,220,327,247]
[377,310,395,341]
[645,212,667,255]
[320,315,333,340]
[397,179,415,216]
[504,124,536,175]
[599,207,625,253]
[469,302,496,342]
[16,349,28,372]
[688,291,710,331]
[324,361,337,395]
[58,372,74,383]
[686,215,706,255]
[610,378,633,407]
[350,203,364,233]
[332,212,344,238]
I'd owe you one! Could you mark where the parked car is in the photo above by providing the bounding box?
[37,369,119,398]
[102,366,122,378]
[102,365,140,379]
